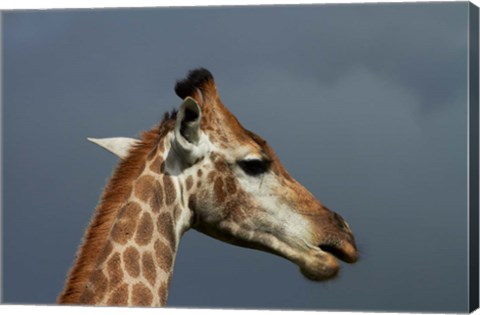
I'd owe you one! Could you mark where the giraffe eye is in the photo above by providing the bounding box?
[237,159,270,176]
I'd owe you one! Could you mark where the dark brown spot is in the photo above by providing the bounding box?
[157,212,176,250]
[150,181,164,212]
[132,283,153,306]
[90,270,108,301]
[135,176,164,213]
[135,212,154,246]
[225,176,237,194]
[97,241,113,266]
[149,156,164,174]
[142,252,157,286]
[197,180,202,188]
[107,283,128,306]
[215,159,228,173]
[186,175,193,191]
[123,247,140,278]
[154,240,173,271]
[214,177,225,203]
[134,175,155,201]
[197,169,203,178]
[107,253,123,289]
[163,176,176,205]
[111,202,141,245]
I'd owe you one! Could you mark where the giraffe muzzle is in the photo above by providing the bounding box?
[317,210,359,263]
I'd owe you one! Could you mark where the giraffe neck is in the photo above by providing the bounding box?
[59,124,194,306]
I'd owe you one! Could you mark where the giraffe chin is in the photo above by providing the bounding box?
[298,253,341,281]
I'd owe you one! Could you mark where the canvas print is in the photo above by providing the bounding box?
[1,1,479,313]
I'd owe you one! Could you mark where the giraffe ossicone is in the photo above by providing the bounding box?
[59,68,358,307]
[87,137,139,160]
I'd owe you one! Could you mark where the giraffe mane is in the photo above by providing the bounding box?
[58,112,176,304]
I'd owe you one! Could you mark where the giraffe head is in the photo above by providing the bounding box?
[98,69,358,281]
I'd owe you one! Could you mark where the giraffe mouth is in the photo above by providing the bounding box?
[298,242,357,281]
[318,243,358,264]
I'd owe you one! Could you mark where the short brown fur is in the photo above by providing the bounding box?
[135,212,154,246]
[107,283,129,306]
[142,252,157,286]
[58,115,175,304]
[132,283,153,306]
[163,176,176,205]
[111,202,142,244]
[154,240,173,271]
[123,247,141,278]
[107,252,124,289]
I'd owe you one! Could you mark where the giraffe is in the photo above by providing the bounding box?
[58,68,358,307]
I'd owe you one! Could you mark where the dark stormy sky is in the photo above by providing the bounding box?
[2,2,472,312]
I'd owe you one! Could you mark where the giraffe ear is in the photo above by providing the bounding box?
[87,137,139,159]
[175,97,202,145]
[171,97,205,167]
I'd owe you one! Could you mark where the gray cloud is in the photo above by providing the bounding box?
[2,3,470,312]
